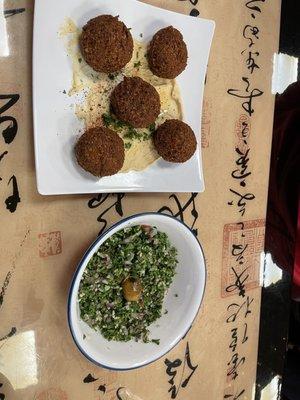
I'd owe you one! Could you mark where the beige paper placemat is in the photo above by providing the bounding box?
[0,0,281,399]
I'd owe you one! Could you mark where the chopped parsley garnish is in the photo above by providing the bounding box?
[149,123,156,133]
[102,113,126,129]
[134,61,141,68]
[102,113,154,142]
[151,339,160,345]
[142,131,152,140]
[124,127,152,142]
[78,225,178,343]
[124,142,132,149]
[108,73,116,80]
[123,127,140,140]
[78,57,82,63]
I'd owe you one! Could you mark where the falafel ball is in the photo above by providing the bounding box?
[110,76,160,128]
[153,119,197,163]
[80,15,133,73]
[75,127,124,177]
[148,26,188,79]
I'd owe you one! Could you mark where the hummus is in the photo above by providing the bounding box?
[60,19,183,173]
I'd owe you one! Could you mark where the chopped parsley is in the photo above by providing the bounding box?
[123,127,141,140]
[102,113,126,129]
[124,142,132,149]
[149,123,156,133]
[142,131,152,140]
[123,127,152,141]
[134,61,141,68]
[151,339,160,345]
[102,113,154,142]
[78,225,178,343]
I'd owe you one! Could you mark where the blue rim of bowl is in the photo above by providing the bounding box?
[67,212,207,371]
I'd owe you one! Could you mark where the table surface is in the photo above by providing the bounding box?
[0,0,282,399]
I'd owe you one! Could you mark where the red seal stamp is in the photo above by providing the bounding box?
[38,231,62,258]
[221,219,265,297]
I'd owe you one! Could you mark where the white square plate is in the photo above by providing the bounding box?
[33,0,214,194]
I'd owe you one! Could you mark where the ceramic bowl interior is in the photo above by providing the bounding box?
[68,213,206,370]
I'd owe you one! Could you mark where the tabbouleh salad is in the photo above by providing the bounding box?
[78,225,178,343]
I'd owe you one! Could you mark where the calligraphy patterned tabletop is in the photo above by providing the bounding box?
[0,0,281,399]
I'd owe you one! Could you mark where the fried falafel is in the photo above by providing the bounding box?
[153,119,197,163]
[80,15,133,73]
[110,76,161,128]
[75,127,124,176]
[148,26,188,79]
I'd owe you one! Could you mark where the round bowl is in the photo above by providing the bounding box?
[68,212,206,370]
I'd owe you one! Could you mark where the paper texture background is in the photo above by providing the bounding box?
[0,0,281,399]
